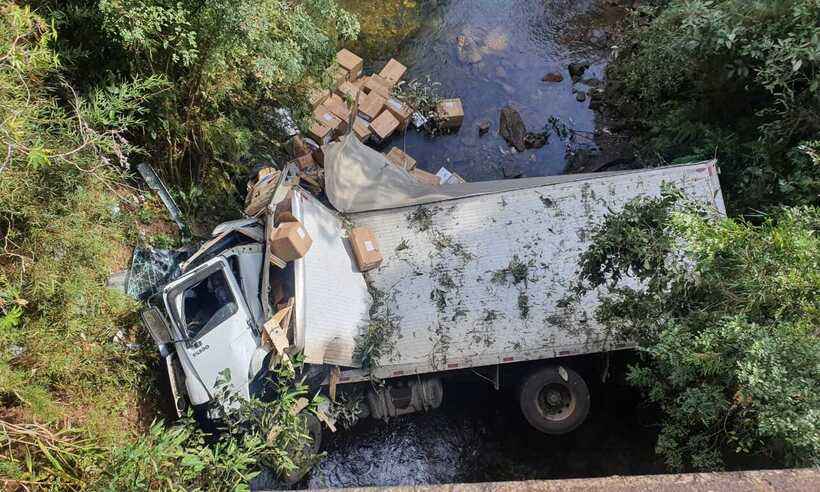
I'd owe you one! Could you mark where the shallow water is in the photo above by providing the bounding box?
[340,0,616,180]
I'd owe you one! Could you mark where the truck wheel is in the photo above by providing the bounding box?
[281,412,323,485]
[519,365,590,434]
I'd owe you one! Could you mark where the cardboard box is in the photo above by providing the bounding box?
[436,167,466,184]
[385,147,416,170]
[324,93,352,126]
[336,49,363,80]
[362,75,391,98]
[335,80,359,103]
[349,227,383,272]
[328,65,348,88]
[353,116,372,142]
[436,98,464,130]
[358,91,386,121]
[379,58,407,86]
[369,110,399,142]
[313,105,346,135]
[385,96,413,130]
[308,121,333,145]
[270,220,313,262]
[308,87,330,109]
[411,168,441,186]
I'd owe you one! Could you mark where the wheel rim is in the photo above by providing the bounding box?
[536,382,576,422]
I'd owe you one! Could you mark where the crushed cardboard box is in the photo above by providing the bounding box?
[335,80,359,102]
[436,98,464,130]
[385,147,416,170]
[325,93,352,126]
[308,87,330,109]
[308,121,333,144]
[353,116,372,142]
[362,74,391,99]
[313,105,346,135]
[336,49,363,80]
[349,227,383,272]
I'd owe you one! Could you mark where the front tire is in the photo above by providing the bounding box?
[519,365,590,434]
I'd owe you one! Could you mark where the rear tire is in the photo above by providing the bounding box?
[519,365,590,434]
[281,412,323,485]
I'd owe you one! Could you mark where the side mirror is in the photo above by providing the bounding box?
[140,307,176,347]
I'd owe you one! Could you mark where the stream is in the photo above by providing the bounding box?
[288,1,657,488]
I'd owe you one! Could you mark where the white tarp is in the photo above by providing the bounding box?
[324,134,633,213]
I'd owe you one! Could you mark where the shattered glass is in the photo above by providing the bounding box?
[126,246,189,300]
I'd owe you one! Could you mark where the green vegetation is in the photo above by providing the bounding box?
[606,0,819,215]
[575,187,819,470]
[1,1,356,488]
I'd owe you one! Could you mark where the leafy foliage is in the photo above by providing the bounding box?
[607,0,820,214]
[575,188,819,470]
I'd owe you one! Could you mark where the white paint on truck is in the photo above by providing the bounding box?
[293,161,724,383]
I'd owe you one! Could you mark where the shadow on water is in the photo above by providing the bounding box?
[307,354,665,488]
[339,0,622,181]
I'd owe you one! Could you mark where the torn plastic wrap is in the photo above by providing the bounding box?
[126,246,189,300]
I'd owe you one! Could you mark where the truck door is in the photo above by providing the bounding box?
[164,257,259,404]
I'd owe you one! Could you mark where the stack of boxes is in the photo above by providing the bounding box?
[303,48,465,189]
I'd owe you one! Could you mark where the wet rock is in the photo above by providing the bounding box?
[576,91,587,102]
[581,77,603,87]
[541,72,564,83]
[588,28,609,46]
[478,120,491,136]
[499,106,527,152]
[588,89,605,110]
[568,61,590,81]
[524,131,548,149]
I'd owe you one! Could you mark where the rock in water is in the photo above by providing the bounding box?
[542,72,564,83]
[568,61,590,81]
[524,132,548,149]
[478,120,491,136]
[576,91,587,102]
[499,106,527,151]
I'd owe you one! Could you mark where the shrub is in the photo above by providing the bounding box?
[574,187,819,470]
[606,0,820,214]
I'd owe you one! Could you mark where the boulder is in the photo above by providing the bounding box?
[576,91,587,102]
[499,106,527,152]
[524,131,548,149]
[542,72,564,83]
[568,61,590,81]
[478,120,491,136]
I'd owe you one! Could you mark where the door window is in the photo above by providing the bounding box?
[181,268,238,339]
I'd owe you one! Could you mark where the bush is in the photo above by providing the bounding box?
[574,187,819,470]
[607,0,820,214]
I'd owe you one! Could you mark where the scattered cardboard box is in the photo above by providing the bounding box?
[436,98,464,130]
[336,49,363,80]
[324,93,352,127]
[385,96,413,130]
[358,91,386,121]
[436,166,466,184]
[362,75,391,98]
[385,147,416,170]
[353,116,372,142]
[313,105,346,135]
[308,87,330,109]
[270,220,313,262]
[349,227,383,272]
[335,80,359,103]
[411,168,441,186]
[308,121,333,145]
[369,110,399,143]
[379,58,407,86]
[328,65,348,88]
